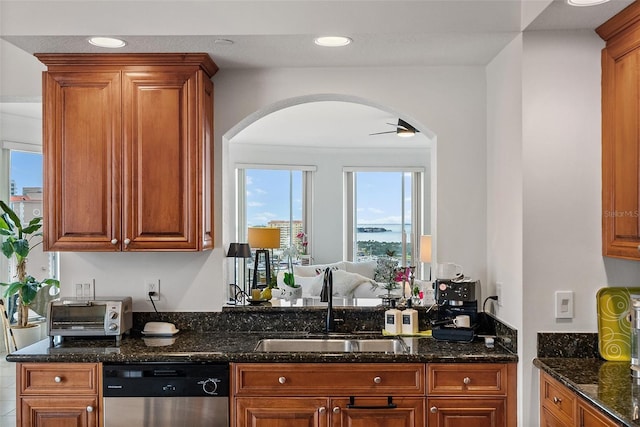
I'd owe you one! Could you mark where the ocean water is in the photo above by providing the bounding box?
[356,224,411,243]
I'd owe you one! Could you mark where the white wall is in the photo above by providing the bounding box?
[486,34,524,426]
[483,28,640,426]
[48,66,489,311]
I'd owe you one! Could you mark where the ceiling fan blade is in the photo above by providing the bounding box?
[369,130,396,136]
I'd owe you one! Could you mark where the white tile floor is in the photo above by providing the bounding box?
[0,350,16,427]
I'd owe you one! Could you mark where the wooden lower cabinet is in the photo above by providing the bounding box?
[232,362,516,427]
[236,397,329,427]
[427,363,517,427]
[232,363,426,427]
[540,371,618,427]
[577,399,618,427]
[427,397,506,427]
[17,362,100,427]
[235,396,424,427]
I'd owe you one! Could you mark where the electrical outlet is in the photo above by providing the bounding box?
[145,279,160,301]
[496,282,503,307]
[74,280,95,298]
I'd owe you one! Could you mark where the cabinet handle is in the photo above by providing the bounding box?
[463,376,471,385]
[278,376,286,384]
[430,406,438,413]
[373,376,382,384]
[333,407,341,414]
[54,376,62,383]
[110,239,118,245]
[553,396,562,404]
[124,238,131,246]
[86,406,94,413]
[318,407,326,414]
[637,245,640,252]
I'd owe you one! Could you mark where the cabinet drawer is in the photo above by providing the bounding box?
[540,372,575,424]
[18,363,99,395]
[428,363,508,396]
[233,363,425,396]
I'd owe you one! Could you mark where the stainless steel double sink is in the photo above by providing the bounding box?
[254,337,407,354]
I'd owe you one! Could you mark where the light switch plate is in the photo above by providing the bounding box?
[555,290,574,319]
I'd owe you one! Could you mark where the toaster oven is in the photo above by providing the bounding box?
[47,297,133,344]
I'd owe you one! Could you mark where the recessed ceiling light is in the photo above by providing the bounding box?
[314,36,352,47]
[567,0,610,6]
[88,37,127,48]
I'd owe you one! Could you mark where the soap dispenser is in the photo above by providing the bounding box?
[402,299,419,335]
[384,300,402,335]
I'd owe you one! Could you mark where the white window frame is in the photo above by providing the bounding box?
[343,167,425,271]
[235,164,315,250]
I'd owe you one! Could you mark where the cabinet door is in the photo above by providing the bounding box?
[427,397,505,427]
[602,44,640,259]
[540,406,572,427]
[122,69,199,250]
[331,397,424,427]
[42,71,122,251]
[235,397,328,427]
[578,399,618,427]
[19,396,98,427]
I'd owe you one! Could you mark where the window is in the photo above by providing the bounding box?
[345,169,424,267]
[1,142,59,321]
[237,166,313,264]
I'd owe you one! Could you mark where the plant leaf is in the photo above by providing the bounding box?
[22,224,42,235]
[13,239,29,258]
[0,200,21,229]
[1,240,14,258]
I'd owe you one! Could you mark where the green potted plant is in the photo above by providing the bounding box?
[0,200,59,331]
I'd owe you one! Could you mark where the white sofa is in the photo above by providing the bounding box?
[276,260,412,299]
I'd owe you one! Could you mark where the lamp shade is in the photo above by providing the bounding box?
[420,235,432,263]
[227,243,251,258]
[247,227,281,249]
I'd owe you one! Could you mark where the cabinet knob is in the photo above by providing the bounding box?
[333,407,341,414]
[373,376,382,384]
[86,406,93,413]
[430,406,438,413]
[124,238,131,246]
[278,376,287,384]
[318,407,326,414]
[463,376,471,385]
[553,396,562,404]
[637,245,640,252]
[111,239,118,245]
[54,376,62,383]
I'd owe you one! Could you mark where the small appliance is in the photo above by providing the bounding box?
[47,297,133,344]
[431,279,480,342]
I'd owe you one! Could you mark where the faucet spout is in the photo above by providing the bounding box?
[320,267,334,333]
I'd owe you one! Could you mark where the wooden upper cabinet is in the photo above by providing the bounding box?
[36,53,217,252]
[598,3,640,260]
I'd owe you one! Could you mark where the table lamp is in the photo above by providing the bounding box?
[420,235,432,280]
[227,243,252,303]
[247,227,281,288]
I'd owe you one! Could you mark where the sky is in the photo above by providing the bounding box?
[246,169,412,226]
[10,151,43,195]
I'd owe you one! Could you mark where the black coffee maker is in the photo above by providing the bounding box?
[431,278,480,342]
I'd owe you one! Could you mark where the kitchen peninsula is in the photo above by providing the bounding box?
[6,306,518,427]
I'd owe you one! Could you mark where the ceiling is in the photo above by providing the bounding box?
[0,0,633,69]
[0,0,634,147]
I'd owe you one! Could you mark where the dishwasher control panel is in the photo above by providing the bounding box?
[103,363,229,397]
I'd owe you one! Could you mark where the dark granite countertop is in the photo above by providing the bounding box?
[6,331,517,364]
[535,357,640,427]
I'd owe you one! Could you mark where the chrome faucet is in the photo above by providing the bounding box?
[320,267,334,333]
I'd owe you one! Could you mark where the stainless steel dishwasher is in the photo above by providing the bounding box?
[103,363,229,427]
